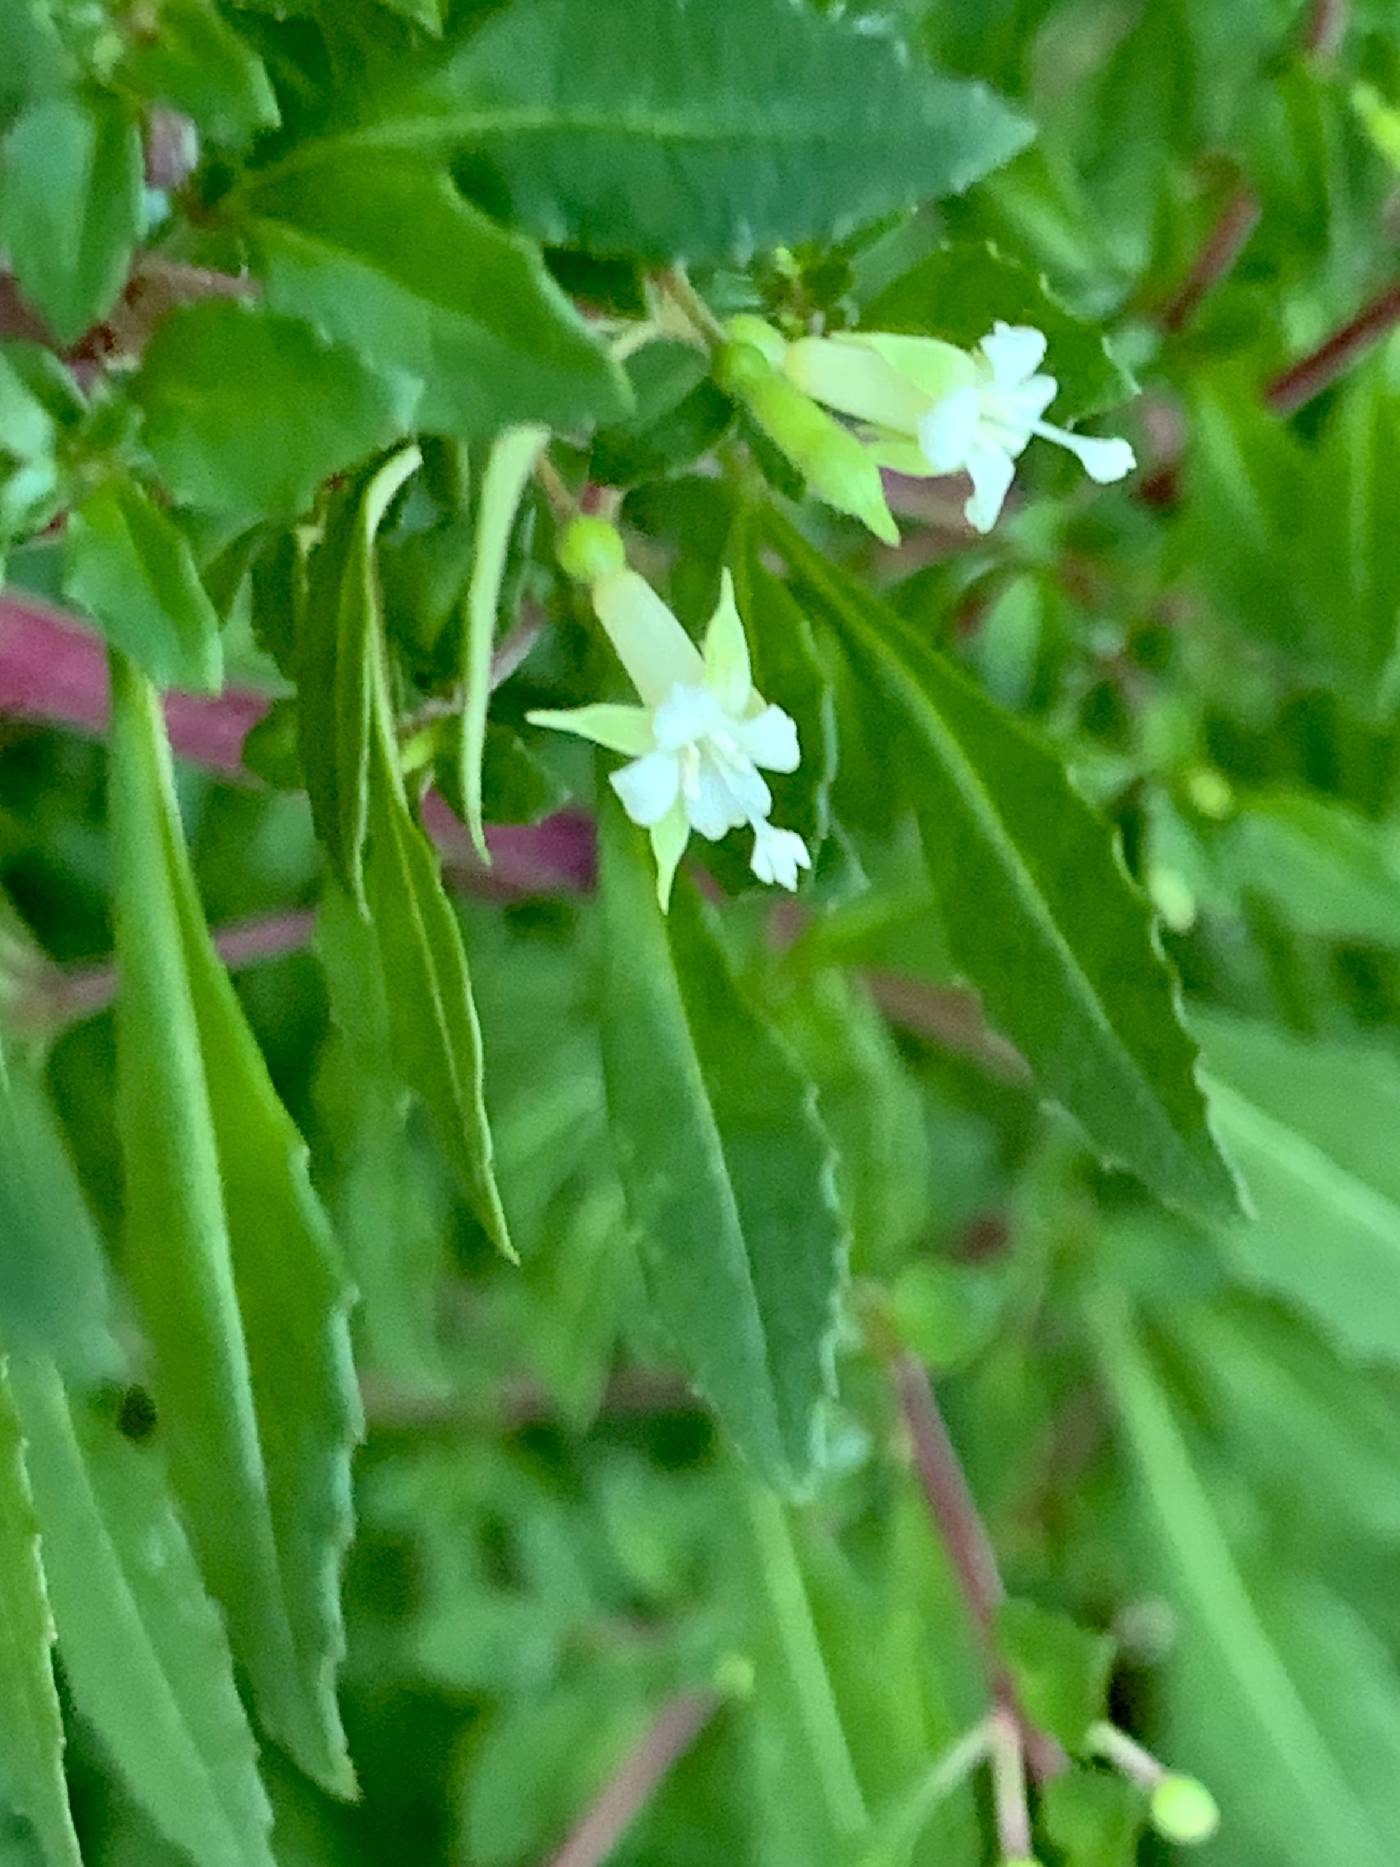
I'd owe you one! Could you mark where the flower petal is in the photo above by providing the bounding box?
[526,703,655,755]
[735,703,800,773]
[860,431,939,477]
[653,682,724,751]
[686,753,769,840]
[979,322,1047,387]
[785,335,933,435]
[592,568,704,707]
[650,800,690,910]
[751,824,811,890]
[611,750,681,826]
[918,385,981,472]
[701,568,753,714]
[848,333,975,406]
[963,442,1016,533]
[1061,431,1137,484]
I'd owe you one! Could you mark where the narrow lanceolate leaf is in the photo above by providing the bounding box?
[0,92,142,344]
[243,161,629,437]
[8,1359,275,1867]
[108,656,359,1795]
[1193,1013,1400,1365]
[598,794,847,1490]
[64,477,223,694]
[0,1364,81,1867]
[299,0,1030,261]
[458,425,546,860]
[772,515,1241,1222]
[299,448,422,901]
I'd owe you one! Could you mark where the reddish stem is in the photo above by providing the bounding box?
[1302,0,1347,56]
[1159,183,1261,334]
[1265,280,1400,414]
[542,1691,720,1867]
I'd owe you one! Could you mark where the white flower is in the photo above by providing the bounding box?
[784,320,1136,533]
[528,566,808,907]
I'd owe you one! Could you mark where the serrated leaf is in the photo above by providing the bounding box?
[457,424,545,861]
[108,656,359,1795]
[8,1358,275,1867]
[121,0,279,145]
[0,1363,81,1867]
[861,240,1136,421]
[298,449,422,901]
[1194,1013,1400,1364]
[242,160,629,437]
[308,0,1029,261]
[597,793,847,1490]
[132,302,419,522]
[63,477,223,694]
[0,91,141,344]
[996,1598,1113,1751]
[772,514,1241,1222]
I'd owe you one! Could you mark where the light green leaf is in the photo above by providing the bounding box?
[133,301,419,521]
[121,0,279,145]
[298,448,422,901]
[598,793,848,1490]
[0,92,141,344]
[0,1363,80,1867]
[1040,1769,1143,1867]
[774,514,1241,1222]
[108,656,359,1795]
[458,424,545,861]
[1194,1012,1400,1364]
[295,0,1029,260]
[8,1358,275,1867]
[996,1598,1113,1751]
[860,239,1136,421]
[63,477,223,694]
[242,161,628,437]
[1213,790,1400,948]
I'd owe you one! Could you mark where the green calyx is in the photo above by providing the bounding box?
[557,515,626,584]
[1149,1775,1221,1845]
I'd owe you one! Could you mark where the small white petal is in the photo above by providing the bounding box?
[963,443,1016,533]
[653,682,724,751]
[979,322,1048,387]
[751,824,811,890]
[1011,371,1058,424]
[917,385,981,472]
[611,750,681,826]
[686,752,769,840]
[735,703,800,773]
[1065,432,1137,483]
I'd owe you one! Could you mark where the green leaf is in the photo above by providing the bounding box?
[0,1034,121,1382]
[308,0,1030,260]
[773,514,1241,1222]
[1194,1013,1400,1364]
[108,656,359,1795]
[0,1363,81,1867]
[1212,790,1400,948]
[996,1598,1113,1751]
[298,448,422,902]
[63,477,223,694]
[860,239,1136,421]
[242,160,629,438]
[132,302,419,522]
[457,424,545,861]
[597,793,848,1490]
[1040,1769,1144,1867]
[121,0,279,146]
[0,91,141,345]
[7,1358,275,1867]
[590,342,735,487]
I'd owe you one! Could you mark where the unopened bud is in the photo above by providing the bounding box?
[557,516,625,585]
[1150,1775,1220,1846]
[723,313,787,369]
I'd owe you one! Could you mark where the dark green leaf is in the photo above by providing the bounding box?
[121,0,279,145]
[997,1598,1113,1751]
[108,657,359,1795]
[63,477,223,694]
[0,91,141,344]
[774,514,1241,1222]
[590,342,734,486]
[133,302,419,521]
[598,794,848,1490]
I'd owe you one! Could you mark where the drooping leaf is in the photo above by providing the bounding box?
[0,91,141,344]
[773,513,1241,1222]
[132,302,419,521]
[8,1358,275,1867]
[121,0,279,145]
[597,793,848,1490]
[298,448,422,901]
[0,1362,81,1867]
[108,655,359,1795]
[996,1598,1113,1752]
[63,477,223,694]
[242,161,629,437]
[301,0,1030,261]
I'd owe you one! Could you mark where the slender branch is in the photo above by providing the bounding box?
[657,265,727,350]
[1302,0,1347,57]
[542,1690,720,1867]
[1265,279,1400,414]
[1158,182,1261,334]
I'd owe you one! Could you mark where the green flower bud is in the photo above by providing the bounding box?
[557,516,625,585]
[723,313,787,369]
[745,370,899,545]
[1150,1775,1220,1846]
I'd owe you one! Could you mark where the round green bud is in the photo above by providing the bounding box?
[557,516,625,585]
[715,339,776,398]
[724,313,787,368]
[1184,766,1234,820]
[1150,1775,1220,1846]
